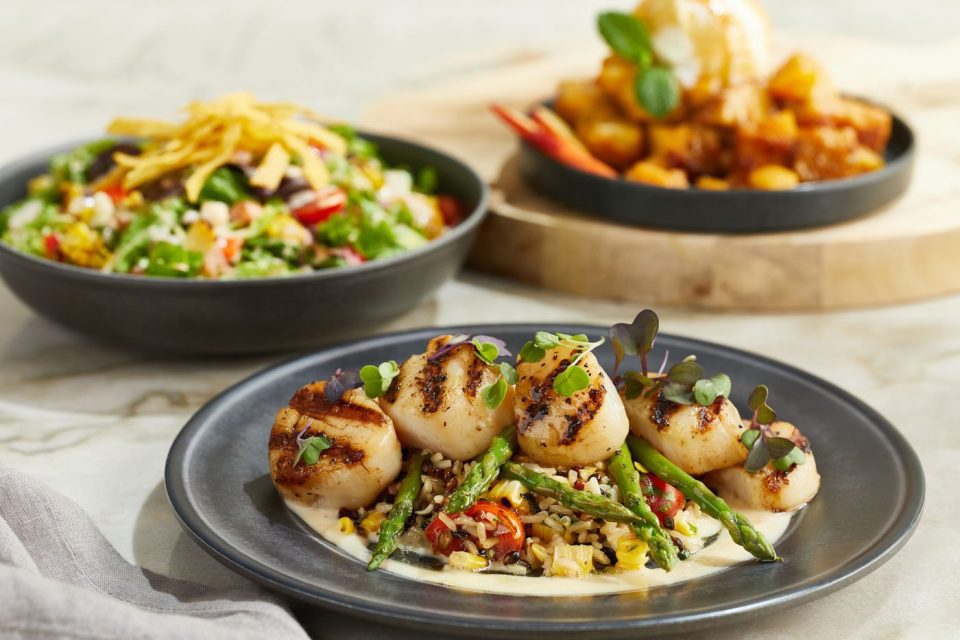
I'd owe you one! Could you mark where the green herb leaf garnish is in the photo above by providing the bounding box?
[359,360,400,398]
[635,66,680,119]
[473,339,500,364]
[597,12,653,67]
[596,11,680,119]
[295,434,332,466]
[554,364,591,397]
[519,341,546,363]
[481,377,509,409]
[499,362,519,385]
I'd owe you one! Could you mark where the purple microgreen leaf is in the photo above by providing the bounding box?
[661,381,695,405]
[748,384,769,411]
[666,359,703,387]
[744,435,771,473]
[324,368,362,402]
[764,437,797,459]
[608,309,659,375]
[756,404,777,425]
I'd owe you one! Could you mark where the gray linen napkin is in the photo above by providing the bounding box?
[0,465,309,640]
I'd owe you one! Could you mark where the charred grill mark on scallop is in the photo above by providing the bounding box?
[289,385,386,426]
[560,385,605,445]
[416,358,447,414]
[651,391,679,430]
[464,355,487,398]
[269,423,366,486]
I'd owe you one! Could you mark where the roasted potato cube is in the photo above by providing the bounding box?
[734,110,798,171]
[693,84,770,128]
[575,117,645,169]
[748,165,800,190]
[625,161,689,189]
[794,126,884,181]
[791,97,892,152]
[648,124,727,177]
[768,53,834,104]
[598,56,683,123]
[555,80,617,126]
[696,176,730,190]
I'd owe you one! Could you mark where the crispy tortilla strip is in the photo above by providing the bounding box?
[106,118,179,139]
[250,142,290,191]
[283,134,329,191]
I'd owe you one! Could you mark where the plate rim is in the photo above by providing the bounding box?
[165,323,925,637]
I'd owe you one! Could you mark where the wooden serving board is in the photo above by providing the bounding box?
[363,33,960,310]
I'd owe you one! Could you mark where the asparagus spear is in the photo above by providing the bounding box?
[627,435,779,562]
[608,444,678,571]
[368,451,427,571]
[446,424,517,513]
[501,462,643,525]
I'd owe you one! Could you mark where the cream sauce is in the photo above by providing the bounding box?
[286,500,793,596]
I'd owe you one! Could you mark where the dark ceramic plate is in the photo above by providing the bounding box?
[519,109,915,233]
[165,324,924,638]
[0,134,488,354]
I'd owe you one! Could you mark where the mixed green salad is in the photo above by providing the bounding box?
[0,94,461,279]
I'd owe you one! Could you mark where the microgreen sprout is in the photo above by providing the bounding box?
[428,334,516,409]
[622,353,731,406]
[294,423,332,466]
[359,360,400,398]
[610,309,659,376]
[741,385,808,473]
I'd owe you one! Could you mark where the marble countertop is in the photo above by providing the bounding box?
[1,1,957,638]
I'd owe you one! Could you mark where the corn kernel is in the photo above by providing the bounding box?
[616,537,649,571]
[531,522,558,542]
[548,544,594,577]
[337,517,355,535]
[360,511,386,534]
[448,551,488,572]
[485,479,526,508]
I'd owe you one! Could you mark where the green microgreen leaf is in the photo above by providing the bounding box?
[295,435,332,466]
[624,371,657,399]
[748,385,769,411]
[666,359,703,387]
[553,364,591,397]
[499,362,519,385]
[765,436,799,459]
[359,360,399,398]
[773,447,807,472]
[473,340,500,364]
[661,381,694,405]
[635,66,680,119]
[481,377,508,409]
[534,331,562,350]
[692,373,731,406]
[519,340,546,363]
[740,428,761,450]
[597,11,653,66]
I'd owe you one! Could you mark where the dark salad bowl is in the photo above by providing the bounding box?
[519,104,915,234]
[0,134,488,355]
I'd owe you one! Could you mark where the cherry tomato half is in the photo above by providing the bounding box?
[425,500,525,560]
[293,186,346,226]
[102,184,127,204]
[639,474,685,526]
[42,233,60,260]
[436,195,462,226]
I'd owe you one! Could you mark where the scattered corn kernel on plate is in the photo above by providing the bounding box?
[165,320,923,638]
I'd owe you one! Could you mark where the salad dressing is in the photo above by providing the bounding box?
[286,500,793,596]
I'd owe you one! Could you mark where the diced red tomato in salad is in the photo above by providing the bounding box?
[640,474,685,526]
[293,186,346,225]
[43,234,60,260]
[436,195,462,226]
[102,184,127,204]
[425,500,525,559]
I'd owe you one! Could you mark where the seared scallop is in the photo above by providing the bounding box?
[704,421,821,511]
[378,336,515,461]
[514,346,628,467]
[623,385,747,475]
[268,381,402,510]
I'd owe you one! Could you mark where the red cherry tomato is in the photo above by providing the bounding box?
[436,195,462,226]
[639,474,685,526]
[220,237,244,264]
[102,184,127,203]
[425,500,525,559]
[293,186,346,225]
[43,233,60,259]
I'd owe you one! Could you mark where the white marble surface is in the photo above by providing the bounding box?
[1,1,957,638]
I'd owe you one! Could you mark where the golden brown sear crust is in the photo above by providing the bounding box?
[268,420,365,487]
[288,383,386,426]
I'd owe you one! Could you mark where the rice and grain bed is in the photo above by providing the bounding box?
[339,450,705,577]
